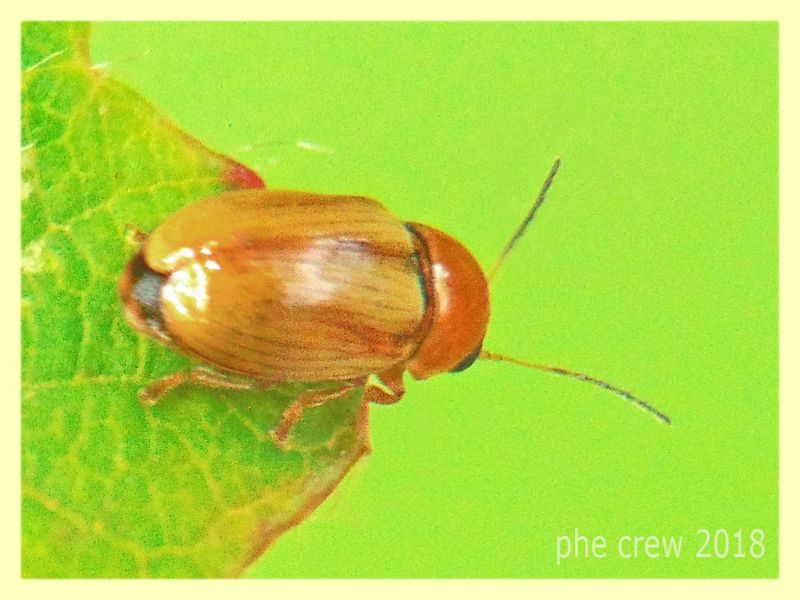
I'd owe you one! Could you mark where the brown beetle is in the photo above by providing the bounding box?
[119,159,669,447]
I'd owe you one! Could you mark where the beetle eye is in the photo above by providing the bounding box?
[449,344,482,373]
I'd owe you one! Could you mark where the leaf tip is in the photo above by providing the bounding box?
[221,160,266,190]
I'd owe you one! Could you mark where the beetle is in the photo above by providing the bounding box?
[119,159,669,448]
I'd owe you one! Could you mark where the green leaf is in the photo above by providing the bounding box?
[21,22,368,578]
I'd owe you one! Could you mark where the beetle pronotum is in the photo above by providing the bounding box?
[119,159,670,448]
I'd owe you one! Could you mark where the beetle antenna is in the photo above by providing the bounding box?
[486,157,561,284]
[479,350,671,425]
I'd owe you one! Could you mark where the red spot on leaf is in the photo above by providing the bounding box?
[222,160,266,190]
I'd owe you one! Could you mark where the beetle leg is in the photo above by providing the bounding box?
[356,400,372,454]
[363,364,406,405]
[139,366,270,405]
[124,224,148,246]
[270,380,366,449]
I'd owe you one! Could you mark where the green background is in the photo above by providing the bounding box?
[89,22,777,577]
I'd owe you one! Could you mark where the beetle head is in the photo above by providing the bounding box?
[405,223,490,380]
